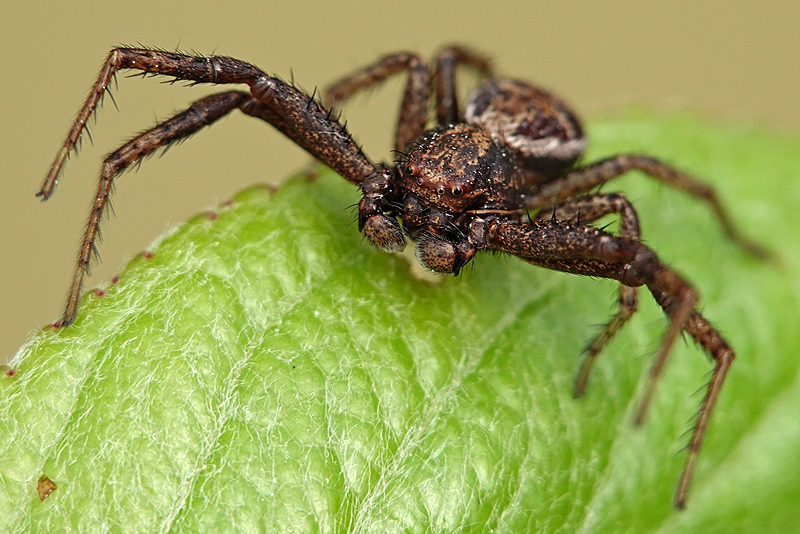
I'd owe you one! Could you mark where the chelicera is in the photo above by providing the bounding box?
[40,45,767,508]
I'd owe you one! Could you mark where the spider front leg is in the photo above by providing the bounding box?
[488,219,732,508]
[41,47,379,325]
[60,90,252,324]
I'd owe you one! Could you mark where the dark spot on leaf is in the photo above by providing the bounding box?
[37,476,56,501]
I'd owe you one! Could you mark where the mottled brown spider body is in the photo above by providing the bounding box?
[41,46,767,509]
[466,78,585,182]
[358,79,590,273]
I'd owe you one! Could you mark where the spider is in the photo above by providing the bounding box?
[40,45,767,509]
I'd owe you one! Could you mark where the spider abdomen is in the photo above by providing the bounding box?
[465,78,586,183]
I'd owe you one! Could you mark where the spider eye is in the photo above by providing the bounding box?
[451,186,463,196]
[405,165,414,175]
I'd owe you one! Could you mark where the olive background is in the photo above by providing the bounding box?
[2,0,798,363]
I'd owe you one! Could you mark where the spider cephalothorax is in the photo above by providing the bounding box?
[41,45,768,508]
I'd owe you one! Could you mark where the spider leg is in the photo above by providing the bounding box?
[636,276,734,509]
[670,308,733,509]
[434,46,493,125]
[524,154,771,258]
[42,47,381,325]
[534,193,642,397]
[59,90,278,326]
[323,46,493,151]
[40,47,374,200]
[488,219,733,508]
[324,52,430,152]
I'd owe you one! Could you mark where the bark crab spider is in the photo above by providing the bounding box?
[40,45,768,508]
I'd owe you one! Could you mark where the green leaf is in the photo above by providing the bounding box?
[2,113,799,533]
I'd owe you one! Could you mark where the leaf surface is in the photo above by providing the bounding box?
[3,113,799,533]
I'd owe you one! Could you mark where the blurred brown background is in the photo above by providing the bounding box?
[2,1,798,363]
